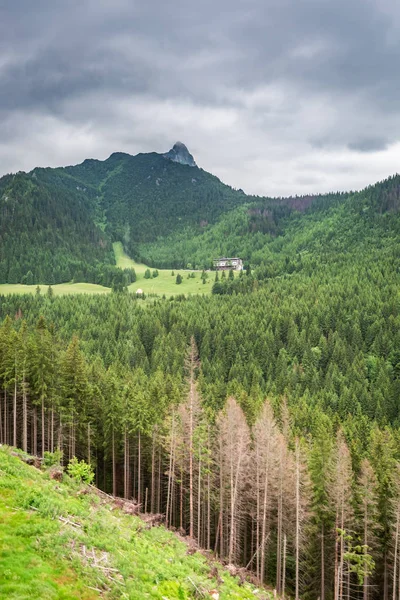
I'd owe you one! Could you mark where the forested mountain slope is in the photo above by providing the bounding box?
[1,142,400,285]
[31,145,254,265]
[0,172,115,285]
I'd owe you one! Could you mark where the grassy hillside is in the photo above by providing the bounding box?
[114,242,215,296]
[0,446,272,600]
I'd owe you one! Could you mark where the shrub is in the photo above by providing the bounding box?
[67,457,94,484]
[43,449,63,468]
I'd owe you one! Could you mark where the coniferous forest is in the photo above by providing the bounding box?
[1,158,400,600]
[4,0,400,597]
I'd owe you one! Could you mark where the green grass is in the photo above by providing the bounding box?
[0,283,110,297]
[0,447,273,600]
[114,242,214,297]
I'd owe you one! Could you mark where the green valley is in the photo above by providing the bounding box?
[1,143,400,600]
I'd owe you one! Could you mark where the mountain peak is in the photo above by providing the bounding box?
[163,141,196,167]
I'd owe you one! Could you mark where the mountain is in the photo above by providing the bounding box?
[0,143,255,284]
[163,141,197,166]
[1,141,400,284]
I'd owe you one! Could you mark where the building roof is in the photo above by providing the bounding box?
[213,257,242,261]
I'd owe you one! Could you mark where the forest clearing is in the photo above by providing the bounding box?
[0,446,273,600]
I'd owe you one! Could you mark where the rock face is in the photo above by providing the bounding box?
[163,142,196,167]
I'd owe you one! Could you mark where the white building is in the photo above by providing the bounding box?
[213,257,244,271]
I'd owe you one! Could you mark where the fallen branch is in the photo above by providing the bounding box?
[59,515,82,528]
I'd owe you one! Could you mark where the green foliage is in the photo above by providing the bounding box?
[1,160,400,599]
[43,450,63,468]
[0,447,261,600]
[176,273,183,284]
[340,529,375,585]
[66,457,94,484]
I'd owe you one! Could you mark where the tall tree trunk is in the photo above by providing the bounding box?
[394,507,399,600]
[50,408,54,453]
[4,389,7,445]
[13,378,17,447]
[41,397,45,455]
[207,463,211,551]
[58,415,63,454]
[339,506,345,600]
[0,389,3,444]
[180,466,184,531]
[197,440,202,542]
[282,533,287,600]
[112,427,116,496]
[384,550,389,600]
[33,406,37,456]
[260,437,271,585]
[22,378,27,452]
[151,429,156,513]
[88,422,91,465]
[365,502,370,600]
[295,443,301,600]
[157,448,161,514]
[71,415,75,458]
[219,436,224,558]
[138,430,141,505]
[166,414,175,528]
[276,468,283,593]
[189,379,194,538]
[321,523,325,600]
[124,428,128,499]
[334,512,339,600]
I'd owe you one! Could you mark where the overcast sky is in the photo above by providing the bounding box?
[1,0,400,196]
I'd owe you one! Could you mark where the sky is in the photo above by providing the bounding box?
[1,0,400,197]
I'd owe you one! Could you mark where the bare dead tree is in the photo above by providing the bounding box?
[252,400,279,585]
[216,397,251,565]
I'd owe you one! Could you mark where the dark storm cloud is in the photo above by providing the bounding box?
[1,0,400,195]
[348,137,389,153]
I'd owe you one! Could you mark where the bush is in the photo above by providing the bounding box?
[43,449,63,468]
[67,457,94,484]
[176,274,183,285]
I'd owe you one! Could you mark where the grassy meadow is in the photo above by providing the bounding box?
[0,243,218,297]
[113,242,214,296]
[0,446,272,600]
[0,282,110,297]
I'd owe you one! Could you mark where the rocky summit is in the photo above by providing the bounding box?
[163,141,197,167]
